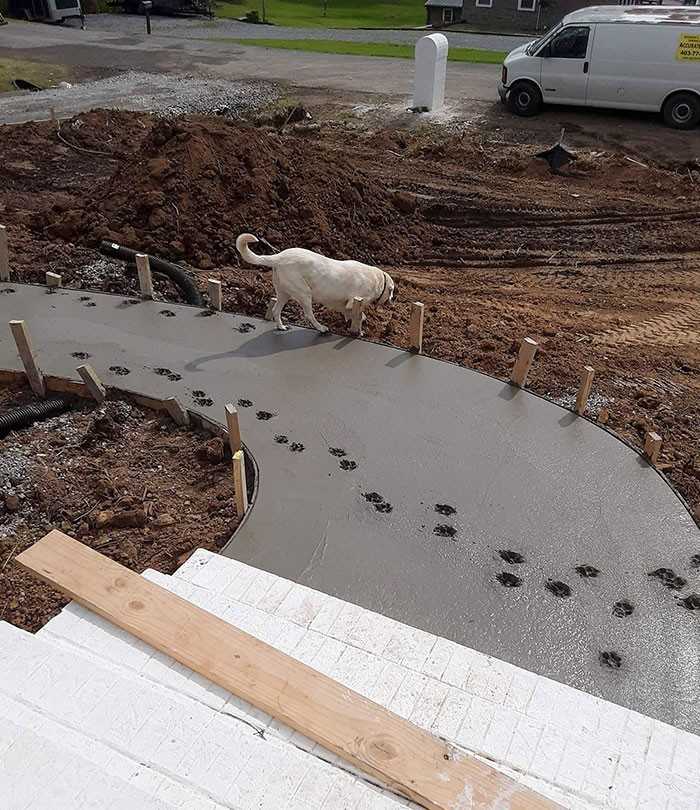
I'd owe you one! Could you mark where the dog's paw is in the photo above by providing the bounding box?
[317,326,329,334]
[276,325,289,332]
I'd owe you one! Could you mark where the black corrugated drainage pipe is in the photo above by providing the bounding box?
[99,241,204,307]
[0,397,73,438]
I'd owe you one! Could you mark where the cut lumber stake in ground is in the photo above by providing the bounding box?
[233,449,248,515]
[575,365,595,415]
[0,225,9,282]
[45,271,62,289]
[207,278,222,311]
[265,297,277,321]
[409,301,425,354]
[644,431,663,464]
[225,403,242,455]
[164,397,190,427]
[351,296,363,336]
[9,319,45,397]
[16,531,562,810]
[510,337,539,388]
[76,364,106,404]
[136,253,154,299]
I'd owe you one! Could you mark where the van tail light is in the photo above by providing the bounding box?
[502,65,508,84]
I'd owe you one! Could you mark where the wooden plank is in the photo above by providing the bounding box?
[17,531,561,810]
[265,297,277,321]
[644,431,662,464]
[9,320,45,397]
[45,375,90,398]
[136,254,154,299]
[225,403,242,455]
[233,449,248,516]
[409,301,425,354]
[351,296,363,336]
[45,271,62,288]
[575,365,595,416]
[207,278,222,311]
[0,225,9,282]
[76,364,106,404]
[163,397,190,427]
[510,337,538,388]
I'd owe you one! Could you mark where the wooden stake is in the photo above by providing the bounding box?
[76,364,106,404]
[265,297,277,321]
[207,278,222,311]
[644,431,662,464]
[136,253,154,299]
[409,301,424,354]
[164,397,190,427]
[45,271,62,289]
[233,449,248,516]
[510,337,539,388]
[351,296,363,336]
[17,530,563,810]
[575,365,595,415]
[225,403,242,455]
[0,225,9,282]
[9,320,45,397]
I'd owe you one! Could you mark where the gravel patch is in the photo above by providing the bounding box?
[0,71,279,124]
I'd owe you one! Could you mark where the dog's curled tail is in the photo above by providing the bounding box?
[236,233,278,269]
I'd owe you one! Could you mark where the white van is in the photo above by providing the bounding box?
[499,6,700,129]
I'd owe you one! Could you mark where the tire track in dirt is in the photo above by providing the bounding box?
[595,300,700,348]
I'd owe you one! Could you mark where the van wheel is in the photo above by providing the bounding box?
[663,92,700,130]
[508,81,542,117]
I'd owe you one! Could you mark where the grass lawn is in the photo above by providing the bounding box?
[226,38,507,63]
[0,57,70,94]
[215,0,424,28]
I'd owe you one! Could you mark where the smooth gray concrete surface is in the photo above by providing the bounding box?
[0,284,698,733]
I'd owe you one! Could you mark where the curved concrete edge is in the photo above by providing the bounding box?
[3,280,693,523]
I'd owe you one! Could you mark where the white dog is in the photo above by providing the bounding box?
[236,233,394,334]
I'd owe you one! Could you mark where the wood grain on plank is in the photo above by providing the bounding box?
[17,531,560,810]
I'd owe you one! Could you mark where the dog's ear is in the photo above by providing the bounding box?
[379,272,393,305]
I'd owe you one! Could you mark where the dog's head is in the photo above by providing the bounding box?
[378,271,395,305]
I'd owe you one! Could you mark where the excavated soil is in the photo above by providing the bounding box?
[0,109,698,524]
[0,387,238,632]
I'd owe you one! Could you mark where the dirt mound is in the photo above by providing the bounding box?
[63,116,421,267]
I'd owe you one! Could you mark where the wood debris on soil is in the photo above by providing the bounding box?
[0,385,238,632]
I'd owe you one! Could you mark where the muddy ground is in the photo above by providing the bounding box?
[0,386,238,631]
[0,108,698,525]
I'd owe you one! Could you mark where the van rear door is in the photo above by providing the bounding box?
[539,24,595,106]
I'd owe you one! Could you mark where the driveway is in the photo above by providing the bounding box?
[0,19,500,117]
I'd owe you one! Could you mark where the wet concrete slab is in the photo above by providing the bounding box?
[0,284,698,733]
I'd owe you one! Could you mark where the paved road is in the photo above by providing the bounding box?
[0,19,500,120]
[84,12,531,51]
[1,283,698,734]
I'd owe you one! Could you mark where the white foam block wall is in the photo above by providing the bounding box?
[0,548,697,809]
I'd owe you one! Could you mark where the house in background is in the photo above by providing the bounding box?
[425,0,699,34]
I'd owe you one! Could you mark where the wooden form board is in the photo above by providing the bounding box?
[17,531,560,810]
[9,320,45,397]
[0,225,9,282]
[409,302,425,354]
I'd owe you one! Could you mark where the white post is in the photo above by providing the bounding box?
[413,34,448,112]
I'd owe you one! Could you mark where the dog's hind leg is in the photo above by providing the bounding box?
[272,292,290,331]
[299,293,328,334]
